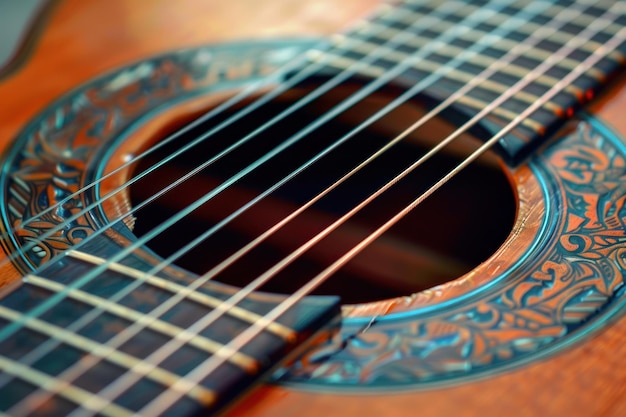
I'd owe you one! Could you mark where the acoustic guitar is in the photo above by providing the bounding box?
[1,0,626,415]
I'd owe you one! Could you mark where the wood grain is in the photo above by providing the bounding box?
[0,0,379,286]
[1,1,626,416]
[221,73,626,417]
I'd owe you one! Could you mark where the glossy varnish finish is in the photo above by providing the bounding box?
[1,1,626,416]
[0,0,378,284]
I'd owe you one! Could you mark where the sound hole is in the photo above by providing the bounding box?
[128,85,515,304]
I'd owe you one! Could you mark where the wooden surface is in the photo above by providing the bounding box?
[0,0,379,154]
[0,0,379,286]
[1,0,626,416]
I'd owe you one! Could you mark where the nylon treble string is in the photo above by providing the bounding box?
[0,0,406,273]
[0,0,536,410]
[142,0,571,280]
[0,0,484,396]
[11,0,620,412]
[137,7,626,416]
[135,0,618,369]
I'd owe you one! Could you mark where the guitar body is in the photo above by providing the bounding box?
[2,0,626,416]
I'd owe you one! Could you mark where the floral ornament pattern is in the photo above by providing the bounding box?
[0,41,313,271]
[0,40,625,389]
[280,120,626,388]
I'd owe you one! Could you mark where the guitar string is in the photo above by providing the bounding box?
[0,1,487,286]
[0,0,502,400]
[17,0,616,412]
[102,0,573,312]
[1,0,560,410]
[0,0,408,272]
[139,9,626,415]
[0,0,565,279]
[4,0,612,412]
[4,4,620,416]
[14,0,594,294]
[4,0,620,412]
[0,0,480,340]
[138,0,598,280]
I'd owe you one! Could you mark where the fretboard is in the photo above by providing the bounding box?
[308,0,626,163]
[0,230,340,416]
[2,0,626,416]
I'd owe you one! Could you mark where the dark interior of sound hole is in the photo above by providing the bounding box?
[128,84,516,304]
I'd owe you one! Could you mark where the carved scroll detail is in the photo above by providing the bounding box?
[282,121,626,387]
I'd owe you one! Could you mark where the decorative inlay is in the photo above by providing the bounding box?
[281,120,626,387]
[0,40,625,390]
[0,40,315,272]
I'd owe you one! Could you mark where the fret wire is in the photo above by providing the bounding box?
[5,3,486,412]
[24,273,259,372]
[318,39,562,117]
[0,303,217,412]
[312,50,545,131]
[389,0,566,33]
[323,2,575,129]
[454,95,543,131]
[523,13,624,57]
[361,20,586,96]
[392,0,506,27]
[329,38,562,111]
[142,4,626,415]
[455,27,618,76]
[358,20,584,95]
[138,3,625,414]
[357,0,463,33]
[374,0,625,68]
[0,354,135,417]
[345,28,602,92]
[66,250,295,340]
[53,3,544,412]
[392,0,622,61]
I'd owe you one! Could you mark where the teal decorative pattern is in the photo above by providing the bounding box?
[0,41,314,272]
[281,120,626,387]
[1,40,625,391]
